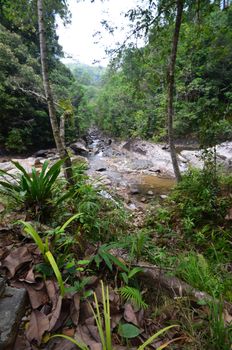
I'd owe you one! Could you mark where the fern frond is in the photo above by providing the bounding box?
[119,286,148,309]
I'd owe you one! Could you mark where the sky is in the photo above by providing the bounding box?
[56,0,139,66]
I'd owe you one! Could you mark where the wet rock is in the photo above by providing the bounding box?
[180,150,204,169]
[0,161,13,172]
[147,190,154,196]
[162,144,169,150]
[122,139,133,151]
[96,167,107,172]
[70,141,89,155]
[131,159,153,170]
[35,149,49,157]
[100,177,112,186]
[128,203,137,210]
[160,194,168,199]
[133,145,147,155]
[0,286,27,349]
[130,188,140,195]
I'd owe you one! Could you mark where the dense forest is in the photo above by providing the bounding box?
[0,1,232,350]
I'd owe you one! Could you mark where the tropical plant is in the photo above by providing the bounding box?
[91,243,128,273]
[119,286,148,309]
[207,299,232,350]
[120,266,143,285]
[51,281,178,350]
[19,214,82,297]
[0,159,64,215]
[176,253,223,298]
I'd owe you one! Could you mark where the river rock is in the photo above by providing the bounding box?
[35,149,49,157]
[70,141,89,155]
[131,159,153,170]
[160,194,168,199]
[147,190,154,196]
[0,286,27,349]
[180,150,204,169]
[0,161,13,172]
[130,188,140,195]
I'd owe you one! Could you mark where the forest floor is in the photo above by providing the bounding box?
[0,130,232,349]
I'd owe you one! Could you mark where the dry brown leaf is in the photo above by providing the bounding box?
[2,246,32,277]
[86,325,101,342]
[46,338,76,350]
[111,313,122,329]
[79,300,93,323]
[52,299,71,331]
[26,310,50,344]
[75,325,102,350]
[48,295,62,331]
[71,293,80,326]
[85,316,95,326]
[25,283,49,309]
[19,268,36,284]
[13,334,32,350]
[124,303,139,326]
[45,279,59,306]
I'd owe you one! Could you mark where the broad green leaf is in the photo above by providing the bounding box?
[118,324,141,339]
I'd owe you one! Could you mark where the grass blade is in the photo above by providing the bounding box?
[20,221,45,256]
[49,334,88,350]
[137,325,178,350]
[46,251,65,298]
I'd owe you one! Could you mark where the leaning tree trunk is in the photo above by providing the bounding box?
[167,0,184,182]
[37,0,73,184]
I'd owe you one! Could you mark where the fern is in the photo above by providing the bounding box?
[119,286,148,309]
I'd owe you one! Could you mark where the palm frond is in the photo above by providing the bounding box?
[119,286,148,309]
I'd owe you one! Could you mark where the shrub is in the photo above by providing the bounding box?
[0,159,64,217]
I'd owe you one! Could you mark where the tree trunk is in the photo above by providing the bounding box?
[37,0,73,184]
[60,113,66,149]
[167,0,184,182]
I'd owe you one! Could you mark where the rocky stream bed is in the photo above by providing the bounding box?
[1,128,232,209]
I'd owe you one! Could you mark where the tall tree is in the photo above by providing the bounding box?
[37,0,73,184]
[167,0,184,182]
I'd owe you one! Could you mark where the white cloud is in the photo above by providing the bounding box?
[56,0,139,66]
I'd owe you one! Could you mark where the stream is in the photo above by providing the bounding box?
[0,128,232,208]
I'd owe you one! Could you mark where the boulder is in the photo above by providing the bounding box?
[70,141,89,155]
[35,149,49,157]
[0,286,27,349]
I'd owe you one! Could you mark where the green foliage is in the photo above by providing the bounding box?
[63,165,128,241]
[176,253,224,298]
[52,281,177,350]
[67,62,106,87]
[119,286,148,309]
[92,5,232,143]
[207,300,232,350]
[0,159,64,215]
[91,243,128,272]
[120,267,143,285]
[171,167,228,230]
[130,229,149,262]
[46,251,65,297]
[90,281,112,350]
[118,323,141,339]
[20,220,65,297]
